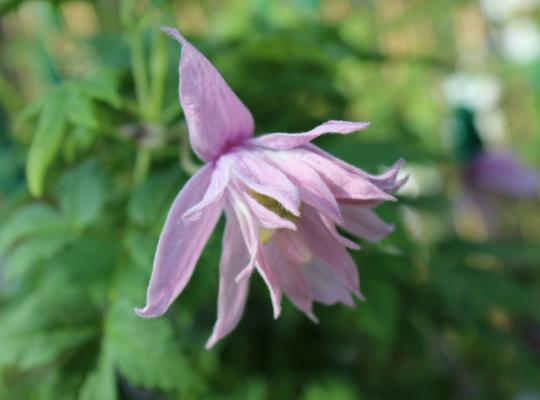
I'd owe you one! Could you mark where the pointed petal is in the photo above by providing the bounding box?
[227,150,301,217]
[294,148,395,203]
[206,211,250,348]
[340,204,394,242]
[304,144,406,193]
[252,120,369,150]
[183,158,229,220]
[227,189,259,282]
[265,236,317,322]
[319,213,360,250]
[298,206,361,297]
[136,165,222,317]
[162,27,254,161]
[264,150,343,224]
[255,244,282,319]
[304,258,356,307]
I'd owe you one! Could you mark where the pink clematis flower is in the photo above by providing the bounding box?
[136,27,406,348]
[463,151,539,233]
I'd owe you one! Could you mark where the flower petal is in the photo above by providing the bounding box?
[136,165,222,317]
[183,157,229,220]
[265,236,317,322]
[206,211,250,349]
[304,144,407,193]
[162,27,254,161]
[318,213,360,250]
[255,244,282,319]
[228,150,301,217]
[298,206,362,298]
[304,258,356,307]
[294,148,395,204]
[227,188,259,282]
[339,204,394,242]
[263,150,343,224]
[252,120,369,150]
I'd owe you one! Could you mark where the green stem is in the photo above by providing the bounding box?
[129,32,150,117]
[133,147,151,184]
[180,130,200,176]
[149,31,167,121]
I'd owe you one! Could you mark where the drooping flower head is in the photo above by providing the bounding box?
[136,27,406,348]
[453,107,539,233]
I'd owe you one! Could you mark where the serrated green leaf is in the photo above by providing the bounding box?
[105,299,192,391]
[0,203,66,256]
[0,327,94,370]
[56,161,106,229]
[66,90,100,130]
[5,233,72,280]
[26,88,67,197]
[78,348,117,400]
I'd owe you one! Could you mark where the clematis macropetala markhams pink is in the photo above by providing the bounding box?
[136,27,406,348]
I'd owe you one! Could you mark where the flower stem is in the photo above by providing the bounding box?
[133,147,151,184]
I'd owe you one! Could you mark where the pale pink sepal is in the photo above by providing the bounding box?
[206,211,250,349]
[162,26,255,162]
[252,120,370,150]
[136,164,222,317]
[339,204,394,243]
[265,237,317,322]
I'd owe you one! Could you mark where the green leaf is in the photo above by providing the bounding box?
[0,203,66,256]
[0,327,94,370]
[78,69,122,108]
[4,233,72,280]
[26,88,68,197]
[128,169,181,228]
[105,299,193,392]
[78,348,117,400]
[66,90,100,130]
[56,161,106,229]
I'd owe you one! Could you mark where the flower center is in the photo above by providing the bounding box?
[249,192,299,222]
[249,192,300,244]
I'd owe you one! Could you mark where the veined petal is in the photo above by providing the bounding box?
[293,148,395,203]
[298,206,362,298]
[136,165,222,317]
[304,144,406,193]
[318,213,360,250]
[183,157,229,220]
[255,244,282,319]
[265,236,317,322]
[273,229,312,265]
[227,189,259,282]
[162,27,254,161]
[340,204,394,242]
[264,150,343,224]
[252,120,369,150]
[206,211,250,349]
[304,258,356,307]
[228,150,301,217]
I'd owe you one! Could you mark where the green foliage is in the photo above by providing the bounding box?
[0,1,539,399]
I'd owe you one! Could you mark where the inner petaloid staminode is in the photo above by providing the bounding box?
[249,191,301,244]
[249,191,300,222]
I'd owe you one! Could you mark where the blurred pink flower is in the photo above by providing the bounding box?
[463,151,539,232]
[136,27,406,347]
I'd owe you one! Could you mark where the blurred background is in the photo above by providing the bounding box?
[1,0,540,399]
